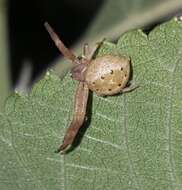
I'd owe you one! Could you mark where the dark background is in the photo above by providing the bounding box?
[8,0,104,86]
[8,0,182,87]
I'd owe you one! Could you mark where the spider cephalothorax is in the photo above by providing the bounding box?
[45,22,137,153]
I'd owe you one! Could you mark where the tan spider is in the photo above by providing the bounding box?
[44,22,137,153]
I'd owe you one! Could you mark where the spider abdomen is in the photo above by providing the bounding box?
[85,55,130,96]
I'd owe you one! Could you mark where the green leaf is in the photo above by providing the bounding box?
[1,19,182,189]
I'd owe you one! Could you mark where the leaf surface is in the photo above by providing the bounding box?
[1,19,182,190]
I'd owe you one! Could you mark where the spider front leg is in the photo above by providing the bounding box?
[87,38,106,60]
[77,43,90,61]
[44,22,80,64]
[82,40,106,61]
[83,43,90,58]
[56,81,89,153]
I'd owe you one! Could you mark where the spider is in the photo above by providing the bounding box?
[44,22,138,153]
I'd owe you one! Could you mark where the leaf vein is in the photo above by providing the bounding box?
[165,56,180,189]
[123,96,142,189]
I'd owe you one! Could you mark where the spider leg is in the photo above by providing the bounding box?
[83,43,90,59]
[121,81,139,93]
[56,81,89,153]
[87,38,106,60]
[44,22,79,64]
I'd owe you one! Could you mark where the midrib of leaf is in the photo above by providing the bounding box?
[122,96,141,189]
[165,55,180,189]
